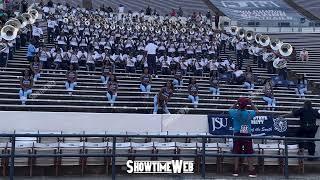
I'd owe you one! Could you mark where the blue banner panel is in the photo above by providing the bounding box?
[209,0,304,21]
[208,114,288,136]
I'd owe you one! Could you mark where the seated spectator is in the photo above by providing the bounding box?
[65,64,77,95]
[188,78,199,108]
[19,69,33,105]
[173,64,183,89]
[153,81,174,114]
[140,68,152,96]
[295,75,307,98]
[300,48,309,61]
[243,66,255,90]
[262,79,276,110]
[30,56,41,82]
[106,75,118,107]
[86,49,95,72]
[209,73,220,99]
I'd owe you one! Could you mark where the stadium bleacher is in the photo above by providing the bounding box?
[1,1,320,178]
[292,0,320,20]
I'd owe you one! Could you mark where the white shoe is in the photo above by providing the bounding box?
[153,112,157,114]
[155,75,158,78]
[68,92,72,95]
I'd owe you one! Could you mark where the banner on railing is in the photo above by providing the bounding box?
[208,114,288,136]
[209,0,304,21]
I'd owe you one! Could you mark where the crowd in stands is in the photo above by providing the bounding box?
[0,2,308,113]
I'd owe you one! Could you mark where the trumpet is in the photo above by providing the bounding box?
[1,25,18,41]
[263,52,277,62]
[215,33,220,39]
[161,26,167,32]
[94,23,101,29]
[149,26,154,32]
[142,25,147,32]
[127,26,132,31]
[135,25,141,31]
[181,28,186,33]
[104,24,110,30]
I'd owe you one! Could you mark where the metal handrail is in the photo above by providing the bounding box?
[1,133,319,179]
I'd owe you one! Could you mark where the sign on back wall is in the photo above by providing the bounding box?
[209,0,305,21]
[208,114,288,136]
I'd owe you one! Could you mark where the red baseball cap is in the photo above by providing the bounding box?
[238,97,250,109]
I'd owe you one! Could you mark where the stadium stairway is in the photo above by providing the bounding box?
[284,0,320,21]
[290,0,320,20]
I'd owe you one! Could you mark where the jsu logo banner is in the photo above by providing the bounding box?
[208,114,287,136]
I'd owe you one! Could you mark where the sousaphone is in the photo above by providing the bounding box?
[245,30,254,41]
[28,9,39,20]
[0,43,7,52]
[21,13,35,25]
[255,33,261,44]
[16,15,28,28]
[279,43,293,57]
[1,25,18,41]
[229,26,238,36]
[273,57,287,69]
[270,39,282,51]
[259,35,270,47]
[5,18,22,29]
[237,28,245,39]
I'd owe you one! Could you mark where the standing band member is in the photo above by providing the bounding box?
[65,64,77,95]
[229,97,258,178]
[140,68,152,96]
[145,40,158,77]
[188,78,199,108]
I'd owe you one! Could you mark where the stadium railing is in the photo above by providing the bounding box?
[0,133,319,180]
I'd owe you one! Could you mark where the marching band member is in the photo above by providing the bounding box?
[77,48,88,67]
[47,16,58,43]
[125,53,136,73]
[235,39,244,70]
[209,73,220,99]
[188,78,199,108]
[106,74,119,107]
[19,69,33,105]
[27,39,36,64]
[86,49,95,72]
[153,80,174,114]
[173,64,183,88]
[140,68,152,96]
[30,56,42,82]
[208,58,220,77]
[180,57,189,76]
[53,48,63,70]
[101,61,113,85]
[32,22,44,47]
[38,46,51,69]
[262,79,276,110]
[255,45,264,68]
[56,32,67,50]
[69,48,79,70]
[194,57,204,76]
[65,64,77,95]
[243,66,254,90]
[295,75,308,98]
[300,48,309,61]
[232,66,245,85]
[220,30,228,53]
[160,53,171,75]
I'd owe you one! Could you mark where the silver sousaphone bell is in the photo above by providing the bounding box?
[28,9,39,20]
[21,13,35,25]
[273,57,287,69]
[254,33,261,44]
[270,39,282,51]
[245,30,254,41]
[237,28,245,39]
[16,15,28,28]
[259,35,270,47]
[229,26,238,36]
[1,25,18,41]
[279,43,293,57]
[5,18,22,29]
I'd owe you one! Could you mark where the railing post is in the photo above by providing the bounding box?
[9,135,15,180]
[284,139,289,179]
[201,137,206,179]
[112,136,116,180]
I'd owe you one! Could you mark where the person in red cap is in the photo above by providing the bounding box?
[229,97,259,178]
